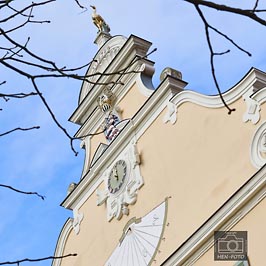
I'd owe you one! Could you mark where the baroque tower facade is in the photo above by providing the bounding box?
[53,27,266,266]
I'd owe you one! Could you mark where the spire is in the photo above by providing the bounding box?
[90,5,111,48]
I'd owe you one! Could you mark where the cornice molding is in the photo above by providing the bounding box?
[52,218,73,266]
[171,68,266,109]
[252,86,266,102]
[69,35,152,126]
[250,121,266,169]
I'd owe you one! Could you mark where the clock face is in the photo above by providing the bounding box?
[108,160,127,194]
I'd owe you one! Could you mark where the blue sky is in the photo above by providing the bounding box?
[1,0,266,265]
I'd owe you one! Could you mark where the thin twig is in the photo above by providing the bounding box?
[209,26,251,57]
[253,0,260,11]
[0,126,40,137]
[72,128,107,140]
[213,49,230,56]
[31,78,78,156]
[194,4,235,114]
[74,0,85,9]
[0,184,45,200]
[0,253,77,265]
[0,92,38,99]
[0,0,55,23]
[184,0,266,26]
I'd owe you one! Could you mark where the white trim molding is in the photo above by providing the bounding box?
[242,84,261,125]
[80,136,91,178]
[161,164,266,266]
[243,86,266,125]
[250,121,266,169]
[52,218,73,266]
[170,68,266,124]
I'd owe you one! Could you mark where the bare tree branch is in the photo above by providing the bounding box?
[72,128,107,140]
[0,253,77,265]
[0,0,13,9]
[209,26,251,57]
[0,184,45,200]
[194,4,236,114]
[4,6,51,35]
[0,32,157,155]
[74,0,85,9]
[0,0,55,23]
[0,1,265,264]
[184,0,266,25]
[253,0,260,11]
[30,78,79,155]
[0,126,40,137]
[0,92,38,99]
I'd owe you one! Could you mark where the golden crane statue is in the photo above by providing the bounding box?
[90,5,110,34]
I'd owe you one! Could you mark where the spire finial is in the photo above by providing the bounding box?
[90,5,110,34]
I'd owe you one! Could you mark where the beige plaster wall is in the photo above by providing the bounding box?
[90,128,107,162]
[117,82,148,120]
[59,94,265,266]
[60,191,124,266]
[136,99,258,264]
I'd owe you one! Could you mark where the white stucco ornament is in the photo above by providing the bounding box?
[96,141,143,221]
[251,121,266,168]
[72,211,84,235]
[163,102,178,125]
[79,36,127,103]
[243,94,261,125]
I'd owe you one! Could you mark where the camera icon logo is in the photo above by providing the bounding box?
[218,234,244,253]
[214,231,247,261]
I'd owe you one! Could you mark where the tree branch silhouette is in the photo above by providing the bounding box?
[193,4,236,114]
[0,126,40,137]
[0,0,265,265]
[184,0,266,25]
[0,184,45,200]
[0,253,77,265]
[183,0,266,113]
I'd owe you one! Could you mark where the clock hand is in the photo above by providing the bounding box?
[114,166,119,180]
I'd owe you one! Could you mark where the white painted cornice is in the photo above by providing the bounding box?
[69,35,152,126]
[251,85,266,103]
[170,68,266,108]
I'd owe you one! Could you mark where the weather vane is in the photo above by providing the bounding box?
[90,5,110,34]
